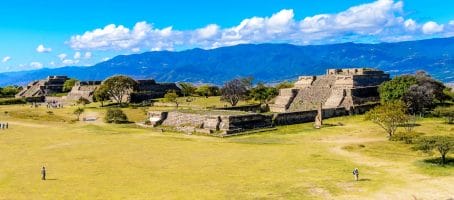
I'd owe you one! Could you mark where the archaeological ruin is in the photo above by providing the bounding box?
[15,76,69,100]
[270,68,390,112]
[146,68,390,136]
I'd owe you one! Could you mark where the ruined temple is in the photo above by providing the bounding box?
[129,80,181,103]
[15,76,69,99]
[270,68,390,112]
[66,81,102,102]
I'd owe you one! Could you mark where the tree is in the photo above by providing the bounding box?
[365,101,408,139]
[0,85,21,97]
[163,90,180,108]
[249,83,278,105]
[195,85,220,98]
[414,71,448,102]
[179,83,196,97]
[221,78,249,106]
[414,136,454,165]
[105,108,128,124]
[379,75,417,102]
[73,107,84,121]
[102,75,137,106]
[94,84,110,107]
[403,84,435,115]
[77,97,90,107]
[275,81,294,90]
[433,106,454,124]
[63,79,78,92]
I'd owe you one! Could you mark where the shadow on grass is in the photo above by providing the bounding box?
[422,157,454,167]
[359,178,371,181]
[45,178,58,181]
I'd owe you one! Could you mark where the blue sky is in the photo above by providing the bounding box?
[1,0,453,72]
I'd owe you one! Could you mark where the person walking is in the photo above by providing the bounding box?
[41,166,46,180]
[353,168,359,181]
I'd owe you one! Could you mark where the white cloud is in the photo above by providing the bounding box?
[102,57,110,61]
[50,61,55,66]
[30,62,43,69]
[62,59,79,65]
[67,0,452,50]
[2,56,11,63]
[404,19,417,31]
[36,44,52,53]
[84,52,92,59]
[422,21,444,34]
[58,53,67,61]
[74,51,81,59]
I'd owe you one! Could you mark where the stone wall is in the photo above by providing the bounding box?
[214,104,262,112]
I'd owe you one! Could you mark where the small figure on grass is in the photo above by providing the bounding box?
[352,168,359,181]
[41,166,46,180]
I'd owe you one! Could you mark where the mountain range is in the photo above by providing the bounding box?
[1,37,453,86]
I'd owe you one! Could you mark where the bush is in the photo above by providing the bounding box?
[0,98,26,105]
[105,108,129,124]
[433,106,454,124]
[390,132,424,144]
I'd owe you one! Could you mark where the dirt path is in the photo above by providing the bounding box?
[322,136,454,200]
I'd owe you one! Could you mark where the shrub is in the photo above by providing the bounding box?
[0,98,26,105]
[105,108,128,124]
[390,132,423,144]
[433,106,454,124]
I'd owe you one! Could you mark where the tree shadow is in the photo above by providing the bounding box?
[422,157,454,167]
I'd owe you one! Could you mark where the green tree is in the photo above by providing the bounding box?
[379,75,417,102]
[0,85,21,97]
[94,84,110,107]
[275,81,294,90]
[77,97,90,107]
[433,106,454,124]
[63,79,78,92]
[365,101,408,139]
[195,85,220,98]
[250,83,278,105]
[414,136,454,165]
[102,75,137,106]
[163,90,180,108]
[179,83,196,97]
[105,108,128,124]
[73,107,84,121]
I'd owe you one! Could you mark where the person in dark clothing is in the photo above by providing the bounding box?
[41,166,46,180]
[353,168,359,181]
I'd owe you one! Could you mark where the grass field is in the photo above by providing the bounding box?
[0,103,453,199]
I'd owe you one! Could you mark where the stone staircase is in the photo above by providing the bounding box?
[269,88,298,112]
[324,88,345,108]
[287,75,337,111]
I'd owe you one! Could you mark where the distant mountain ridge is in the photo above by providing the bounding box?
[1,37,453,86]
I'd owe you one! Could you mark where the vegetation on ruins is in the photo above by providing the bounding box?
[221,78,250,106]
[163,90,180,108]
[365,101,408,138]
[249,83,278,106]
[62,78,78,92]
[73,107,84,121]
[195,85,220,98]
[102,75,137,106]
[275,81,294,90]
[433,106,454,124]
[413,136,454,166]
[94,84,110,107]
[105,108,129,123]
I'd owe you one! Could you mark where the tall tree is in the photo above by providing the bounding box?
[250,83,278,105]
[179,83,196,97]
[102,75,137,106]
[196,85,220,98]
[365,101,408,139]
[378,75,417,102]
[221,78,249,106]
[63,79,78,92]
[94,84,110,107]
